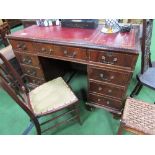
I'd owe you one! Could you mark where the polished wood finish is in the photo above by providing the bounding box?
[7,25,140,115]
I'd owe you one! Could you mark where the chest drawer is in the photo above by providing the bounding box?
[88,66,131,86]
[35,43,54,55]
[89,81,125,99]
[21,65,44,79]
[88,93,122,110]
[25,75,45,86]
[15,53,40,67]
[10,40,34,52]
[89,49,137,69]
[54,45,88,61]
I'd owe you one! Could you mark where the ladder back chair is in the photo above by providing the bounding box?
[0,53,81,135]
[130,19,155,97]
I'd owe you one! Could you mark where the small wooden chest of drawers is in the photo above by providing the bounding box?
[7,25,139,115]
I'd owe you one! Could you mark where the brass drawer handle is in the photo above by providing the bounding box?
[22,44,27,50]
[101,55,118,64]
[108,89,112,93]
[27,69,36,76]
[100,73,108,81]
[98,87,102,91]
[41,47,46,52]
[106,101,110,105]
[64,50,77,58]
[97,98,101,102]
[22,57,32,65]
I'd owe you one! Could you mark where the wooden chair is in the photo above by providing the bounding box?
[130,19,155,97]
[118,97,155,135]
[0,53,81,135]
[0,21,10,47]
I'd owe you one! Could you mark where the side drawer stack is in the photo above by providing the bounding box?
[10,39,46,89]
[87,49,138,114]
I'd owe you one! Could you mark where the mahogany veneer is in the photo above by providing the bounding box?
[7,25,140,115]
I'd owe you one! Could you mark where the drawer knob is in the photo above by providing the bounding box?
[17,43,22,48]
[113,57,118,62]
[100,73,108,81]
[64,50,77,58]
[98,98,101,102]
[98,87,102,91]
[108,89,112,93]
[106,101,110,105]
[22,44,27,50]
[41,47,46,52]
[110,76,114,80]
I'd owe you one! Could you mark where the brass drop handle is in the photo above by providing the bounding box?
[98,98,101,102]
[64,50,77,58]
[22,57,32,64]
[41,47,46,52]
[101,55,118,64]
[98,87,102,91]
[17,43,22,48]
[27,69,36,76]
[100,73,108,81]
[22,44,27,50]
[108,89,112,93]
[106,101,110,105]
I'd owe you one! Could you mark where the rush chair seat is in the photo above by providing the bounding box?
[0,53,81,135]
[118,97,155,135]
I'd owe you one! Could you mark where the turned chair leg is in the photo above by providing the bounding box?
[74,104,82,125]
[130,82,142,97]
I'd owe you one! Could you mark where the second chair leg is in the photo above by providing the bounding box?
[130,82,143,97]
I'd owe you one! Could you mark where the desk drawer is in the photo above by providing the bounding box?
[15,53,40,67]
[35,43,54,55]
[25,75,45,86]
[89,81,125,99]
[21,65,44,78]
[10,40,34,52]
[88,66,131,86]
[89,49,137,69]
[88,93,122,110]
[54,45,88,61]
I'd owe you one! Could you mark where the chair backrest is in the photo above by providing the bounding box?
[141,19,153,74]
[0,53,34,117]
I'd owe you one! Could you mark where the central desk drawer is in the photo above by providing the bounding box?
[89,49,137,69]
[21,65,44,78]
[88,66,131,86]
[89,81,125,99]
[54,45,88,61]
[35,43,54,55]
[88,93,122,110]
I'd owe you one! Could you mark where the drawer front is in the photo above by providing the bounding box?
[89,49,137,69]
[89,81,125,99]
[54,45,88,61]
[25,75,45,86]
[88,93,122,110]
[10,40,34,52]
[88,67,131,86]
[35,43,54,55]
[15,53,40,67]
[21,65,44,78]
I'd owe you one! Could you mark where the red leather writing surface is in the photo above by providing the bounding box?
[9,25,137,50]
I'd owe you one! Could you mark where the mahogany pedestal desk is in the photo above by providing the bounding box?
[7,25,140,115]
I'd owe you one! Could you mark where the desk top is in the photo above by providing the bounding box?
[7,25,140,53]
